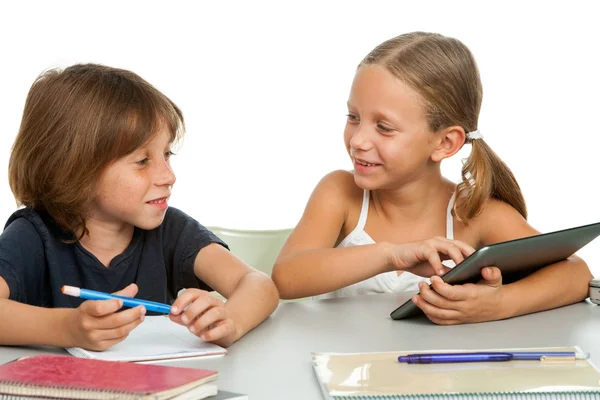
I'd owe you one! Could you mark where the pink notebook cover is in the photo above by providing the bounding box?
[0,354,217,396]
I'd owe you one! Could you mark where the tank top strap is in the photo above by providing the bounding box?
[446,191,456,240]
[355,190,370,231]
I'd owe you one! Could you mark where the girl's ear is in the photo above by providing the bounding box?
[431,126,466,162]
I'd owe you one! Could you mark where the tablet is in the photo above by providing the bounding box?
[390,221,600,320]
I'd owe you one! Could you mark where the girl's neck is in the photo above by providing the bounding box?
[370,175,455,224]
[78,218,135,267]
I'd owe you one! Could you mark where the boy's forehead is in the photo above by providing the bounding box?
[138,128,174,149]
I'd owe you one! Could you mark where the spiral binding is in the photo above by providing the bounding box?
[0,379,143,400]
[334,392,600,400]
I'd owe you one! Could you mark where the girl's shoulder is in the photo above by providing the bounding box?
[315,170,364,207]
[467,197,532,246]
[313,171,365,240]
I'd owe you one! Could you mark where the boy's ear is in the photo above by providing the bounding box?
[431,126,466,162]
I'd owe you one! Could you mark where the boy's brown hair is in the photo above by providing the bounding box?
[9,63,184,239]
[360,32,527,223]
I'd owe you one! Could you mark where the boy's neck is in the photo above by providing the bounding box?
[78,218,135,267]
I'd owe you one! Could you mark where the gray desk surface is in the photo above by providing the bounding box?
[2,293,600,399]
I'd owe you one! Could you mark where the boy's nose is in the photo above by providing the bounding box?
[156,162,176,186]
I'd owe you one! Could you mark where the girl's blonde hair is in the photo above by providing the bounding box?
[9,63,184,239]
[360,32,526,223]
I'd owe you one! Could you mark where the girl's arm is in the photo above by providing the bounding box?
[272,171,474,299]
[272,171,392,299]
[478,200,592,318]
[414,200,593,324]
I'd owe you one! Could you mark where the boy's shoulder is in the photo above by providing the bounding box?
[4,208,45,235]
[1,208,46,254]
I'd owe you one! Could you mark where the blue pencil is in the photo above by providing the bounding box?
[61,285,172,314]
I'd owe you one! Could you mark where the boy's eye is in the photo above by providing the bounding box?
[136,158,149,166]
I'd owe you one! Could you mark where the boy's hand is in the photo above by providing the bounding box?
[388,237,475,276]
[169,289,239,347]
[65,283,146,351]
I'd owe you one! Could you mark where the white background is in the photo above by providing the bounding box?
[1,1,599,274]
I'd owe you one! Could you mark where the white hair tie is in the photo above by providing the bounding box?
[466,129,484,140]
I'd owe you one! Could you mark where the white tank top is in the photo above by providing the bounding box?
[317,190,456,299]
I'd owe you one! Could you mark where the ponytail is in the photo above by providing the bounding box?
[454,140,527,224]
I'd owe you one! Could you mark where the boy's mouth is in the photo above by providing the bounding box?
[147,197,169,210]
[147,197,168,204]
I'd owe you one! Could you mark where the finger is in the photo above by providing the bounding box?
[112,283,139,298]
[92,314,145,342]
[86,336,130,352]
[94,305,146,330]
[412,293,462,322]
[420,246,445,275]
[417,281,457,310]
[451,240,476,257]
[188,306,228,334]
[429,275,470,301]
[480,267,503,287]
[180,296,222,326]
[444,245,467,265]
[200,319,235,342]
[80,298,123,317]
[430,237,476,255]
[435,240,474,262]
[170,289,209,315]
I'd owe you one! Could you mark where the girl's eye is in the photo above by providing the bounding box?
[165,151,175,158]
[377,123,393,132]
[346,113,359,123]
[136,158,149,166]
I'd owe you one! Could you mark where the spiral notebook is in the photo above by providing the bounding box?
[0,354,218,399]
[66,315,226,362]
[312,347,600,399]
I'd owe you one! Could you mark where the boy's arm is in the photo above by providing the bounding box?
[0,277,145,349]
[0,276,74,347]
[192,244,279,342]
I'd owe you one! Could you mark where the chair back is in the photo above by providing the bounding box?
[208,227,293,276]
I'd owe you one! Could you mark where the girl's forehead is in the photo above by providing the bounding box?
[349,66,425,119]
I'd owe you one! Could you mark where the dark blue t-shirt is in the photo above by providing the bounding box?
[0,207,227,310]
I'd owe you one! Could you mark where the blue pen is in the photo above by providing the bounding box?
[398,352,513,364]
[61,285,172,314]
[398,351,590,364]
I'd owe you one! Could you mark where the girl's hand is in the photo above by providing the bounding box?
[65,283,146,351]
[412,267,505,324]
[387,237,475,277]
[169,289,239,348]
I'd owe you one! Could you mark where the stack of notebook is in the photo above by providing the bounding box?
[0,354,247,400]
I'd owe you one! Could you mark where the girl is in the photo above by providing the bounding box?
[271,32,592,324]
[0,64,278,350]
